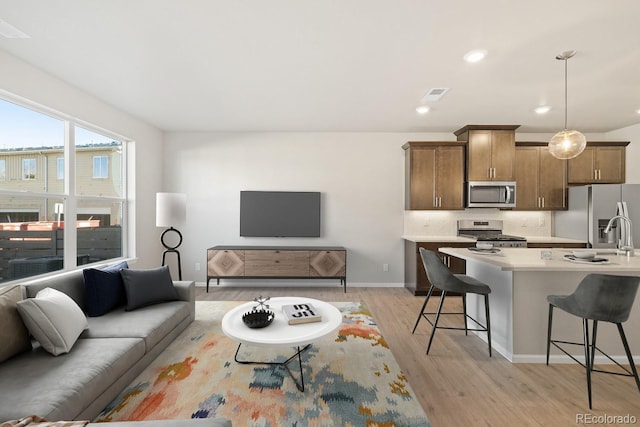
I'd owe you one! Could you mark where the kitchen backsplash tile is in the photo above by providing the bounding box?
[404,210,552,237]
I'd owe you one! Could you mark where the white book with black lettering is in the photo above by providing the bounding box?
[282,303,322,325]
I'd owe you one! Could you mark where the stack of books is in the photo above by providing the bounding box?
[282,303,322,325]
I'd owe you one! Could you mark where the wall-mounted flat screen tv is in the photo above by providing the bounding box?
[240,191,321,237]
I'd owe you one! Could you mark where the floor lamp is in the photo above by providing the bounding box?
[156,192,186,280]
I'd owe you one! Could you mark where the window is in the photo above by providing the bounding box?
[22,158,36,180]
[93,156,108,179]
[57,157,64,180]
[0,96,128,284]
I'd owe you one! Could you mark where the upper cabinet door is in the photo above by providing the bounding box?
[567,144,627,184]
[467,131,493,181]
[514,147,540,210]
[403,142,466,210]
[437,146,465,209]
[514,145,567,210]
[490,130,516,181]
[466,129,516,181]
[538,147,567,209]
[406,146,436,210]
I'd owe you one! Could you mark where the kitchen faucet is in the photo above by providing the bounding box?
[604,215,634,256]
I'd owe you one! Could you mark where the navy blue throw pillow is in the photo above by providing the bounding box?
[83,261,129,317]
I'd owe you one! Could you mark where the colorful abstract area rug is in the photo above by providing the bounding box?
[95,301,431,427]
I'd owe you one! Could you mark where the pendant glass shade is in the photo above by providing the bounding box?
[549,50,586,160]
[548,129,587,160]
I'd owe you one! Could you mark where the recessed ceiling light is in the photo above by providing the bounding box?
[416,106,430,114]
[535,106,551,114]
[464,49,487,63]
[636,109,640,115]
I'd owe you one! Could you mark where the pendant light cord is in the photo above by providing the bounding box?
[564,57,568,130]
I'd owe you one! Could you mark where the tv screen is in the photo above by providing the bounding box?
[240,191,321,237]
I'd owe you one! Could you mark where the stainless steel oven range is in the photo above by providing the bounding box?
[457,219,527,248]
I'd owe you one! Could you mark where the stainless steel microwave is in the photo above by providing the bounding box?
[467,181,516,208]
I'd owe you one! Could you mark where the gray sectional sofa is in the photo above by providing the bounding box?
[0,267,231,427]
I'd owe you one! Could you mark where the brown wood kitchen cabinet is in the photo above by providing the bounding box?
[454,125,520,181]
[404,240,475,295]
[403,141,466,210]
[515,143,567,210]
[567,142,628,184]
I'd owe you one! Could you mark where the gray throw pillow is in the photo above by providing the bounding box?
[121,266,179,311]
[0,285,32,362]
[16,287,88,356]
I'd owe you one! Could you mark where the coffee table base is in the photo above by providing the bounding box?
[233,343,312,392]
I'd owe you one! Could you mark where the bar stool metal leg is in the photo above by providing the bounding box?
[426,291,447,354]
[412,282,435,334]
[484,294,492,357]
[617,323,640,393]
[546,305,553,365]
[462,293,468,336]
[583,318,593,409]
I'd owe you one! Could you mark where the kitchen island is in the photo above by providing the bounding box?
[438,247,640,364]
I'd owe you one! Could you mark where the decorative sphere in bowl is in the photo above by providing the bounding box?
[476,242,494,250]
[242,309,274,328]
[572,250,597,259]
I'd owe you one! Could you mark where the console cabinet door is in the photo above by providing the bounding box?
[207,249,245,276]
[244,250,309,276]
[310,250,346,277]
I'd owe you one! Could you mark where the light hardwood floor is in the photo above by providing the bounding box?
[196,285,640,426]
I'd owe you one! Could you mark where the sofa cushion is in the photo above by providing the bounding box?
[81,301,190,352]
[16,287,89,356]
[121,266,179,311]
[0,285,32,362]
[23,269,87,312]
[0,337,145,422]
[83,261,129,317]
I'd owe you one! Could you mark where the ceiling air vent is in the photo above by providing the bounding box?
[421,88,449,102]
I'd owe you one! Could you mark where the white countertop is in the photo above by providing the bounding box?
[402,235,586,244]
[438,247,640,272]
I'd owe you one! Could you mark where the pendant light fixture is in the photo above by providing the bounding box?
[548,50,587,159]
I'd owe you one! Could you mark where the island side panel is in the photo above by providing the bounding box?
[464,259,515,361]
[512,270,640,364]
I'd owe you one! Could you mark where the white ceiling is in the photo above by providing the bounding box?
[1,0,640,134]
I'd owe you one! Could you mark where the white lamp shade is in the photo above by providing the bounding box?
[548,129,587,160]
[156,193,186,227]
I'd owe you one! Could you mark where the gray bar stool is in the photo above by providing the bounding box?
[411,248,492,356]
[546,273,640,409]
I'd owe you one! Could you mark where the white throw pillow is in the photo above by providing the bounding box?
[16,287,88,356]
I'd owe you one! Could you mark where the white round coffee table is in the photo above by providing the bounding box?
[221,297,342,391]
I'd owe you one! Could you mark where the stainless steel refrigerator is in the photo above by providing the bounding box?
[554,184,640,249]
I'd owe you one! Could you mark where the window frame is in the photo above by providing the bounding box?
[0,92,131,281]
[57,157,64,180]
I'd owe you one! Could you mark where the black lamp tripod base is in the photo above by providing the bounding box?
[161,227,183,280]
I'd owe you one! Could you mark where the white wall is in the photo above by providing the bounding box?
[164,132,450,286]
[0,50,164,269]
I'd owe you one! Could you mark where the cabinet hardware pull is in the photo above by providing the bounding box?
[542,197,545,208]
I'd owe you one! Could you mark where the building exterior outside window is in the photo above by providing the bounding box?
[92,155,108,179]
[22,158,36,180]
[57,157,64,180]
[0,96,129,284]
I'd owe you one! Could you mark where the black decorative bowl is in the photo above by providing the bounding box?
[242,309,275,329]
